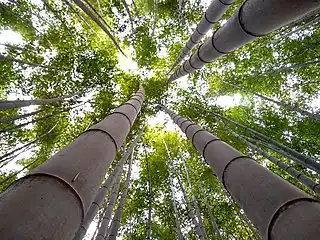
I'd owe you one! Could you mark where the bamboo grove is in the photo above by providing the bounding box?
[0,0,320,239]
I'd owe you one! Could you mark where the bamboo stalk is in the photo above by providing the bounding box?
[211,112,320,174]
[168,0,235,73]
[222,80,320,121]
[0,87,144,239]
[169,0,320,82]
[73,129,143,240]
[159,105,320,239]
[162,138,184,240]
[214,116,320,194]
[106,150,134,240]
[72,0,127,57]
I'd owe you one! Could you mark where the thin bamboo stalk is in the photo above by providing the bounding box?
[214,116,320,194]
[244,136,320,174]
[73,129,143,240]
[0,122,58,168]
[0,111,63,134]
[72,0,127,57]
[95,171,122,240]
[198,184,221,239]
[64,0,100,36]
[177,174,203,239]
[211,112,320,174]
[83,0,114,33]
[121,0,134,30]
[41,0,82,40]
[106,150,134,240]
[182,161,208,239]
[0,54,48,68]
[162,138,184,240]
[0,3,54,48]
[0,91,79,110]
[0,43,37,54]
[144,145,152,239]
[151,0,157,36]
[222,80,320,121]
[0,109,44,124]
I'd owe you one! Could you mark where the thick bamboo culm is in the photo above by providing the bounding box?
[169,0,320,82]
[168,0,235,73]
[159,105,320,239]
[0,87,145,239]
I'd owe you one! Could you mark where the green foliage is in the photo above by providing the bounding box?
[1,0,320,239]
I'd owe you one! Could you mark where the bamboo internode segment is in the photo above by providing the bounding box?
[160,105,320,239]
[0,87,144,239]
[169,0,320,82]
[168,0,234,73]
